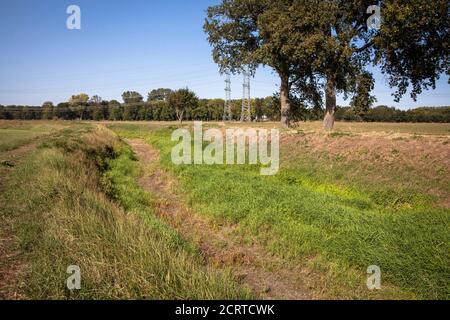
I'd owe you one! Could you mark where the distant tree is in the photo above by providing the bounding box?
[108,100,123,121]
[21,106,35,120]
[207,99,225,121]
[1,106,13,119]
[148,88,173,102]
[69,93,89,106]
[122,91,143,104]
[122,91,144,121]
[168,88,199,123]
[54,102,73,120]
[100,101,110,120]
[14,106,25,120]
[261,96,280,121]
[205,0,449,130]
[335,106,358,122]
[191,99,209,121]
[42,101,54,120]
[138,103,153,121]
[150,102,161,121]
[155,101,176,121]
[90,95,104,121]
[69,93,90,120]
[90,95,102,105]
[362,105,398,122]
[92,106,103,121]
[123,105,139,121]
[229,100,242,121]
[254,98,264,122]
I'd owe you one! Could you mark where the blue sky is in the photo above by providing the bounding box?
[0,0,448,109]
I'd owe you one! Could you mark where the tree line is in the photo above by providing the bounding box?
[0,89,275,122]
[336,106,450,123]
[1,87,449,123]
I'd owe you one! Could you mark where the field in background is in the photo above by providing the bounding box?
[1,120,449,300]
[99,120,450,135]
[294,121,450,135]
[0,121,70,152]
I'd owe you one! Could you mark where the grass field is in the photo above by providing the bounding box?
[293,121,450,135]
[1,120,449,300]
[0,121,70,152]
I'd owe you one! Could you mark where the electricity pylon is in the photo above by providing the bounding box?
[240,69,251,122]
[223,73,232,121]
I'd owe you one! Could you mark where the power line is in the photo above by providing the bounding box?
[241,68,251,122]
[223,73,232,121]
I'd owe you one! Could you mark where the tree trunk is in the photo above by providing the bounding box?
[323,76,336,131]
[177,110,184,124]
[280,72,291,128]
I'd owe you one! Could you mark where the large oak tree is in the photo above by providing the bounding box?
[204,0,449,129]
[204,0,319,127]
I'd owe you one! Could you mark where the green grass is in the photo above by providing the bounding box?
[0,125,250,299]
[2,120,448,300]
[111,125,450,299]
[294,121,450,135]
[106,120,450,135]
[0,122,72,152]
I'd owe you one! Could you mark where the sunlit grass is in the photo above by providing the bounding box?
[0,125,250,299]
[112,124,450,299]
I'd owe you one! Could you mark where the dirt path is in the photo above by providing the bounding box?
[125,138,313,300]
[0,142,41,299]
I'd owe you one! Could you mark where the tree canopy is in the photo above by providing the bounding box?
[204,0,449,129]
[168,88,199,123]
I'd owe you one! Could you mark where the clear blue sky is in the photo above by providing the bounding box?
[0,0,448,109]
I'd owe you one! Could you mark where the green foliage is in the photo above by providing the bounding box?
[108,100,123,121]
[41,101,54,120]
[68,93,90,120]
[375,0,449,101]
[203,0,449,127]
[203,0,325,126]
[168,88,199,123]
[335,106,450,123]
[350,72,377,117]
[121,91,144,104]
[148,88,173,102]
[1,101,449,123]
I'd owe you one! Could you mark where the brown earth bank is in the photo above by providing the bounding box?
[280,131,450,208]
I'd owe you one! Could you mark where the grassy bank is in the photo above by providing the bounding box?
[0,125,249,299]
[111,124,450,299]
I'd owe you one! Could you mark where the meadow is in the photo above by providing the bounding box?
[0,120,449,300]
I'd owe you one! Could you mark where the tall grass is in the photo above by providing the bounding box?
[111,126,450,300]
[0,126,250,299]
